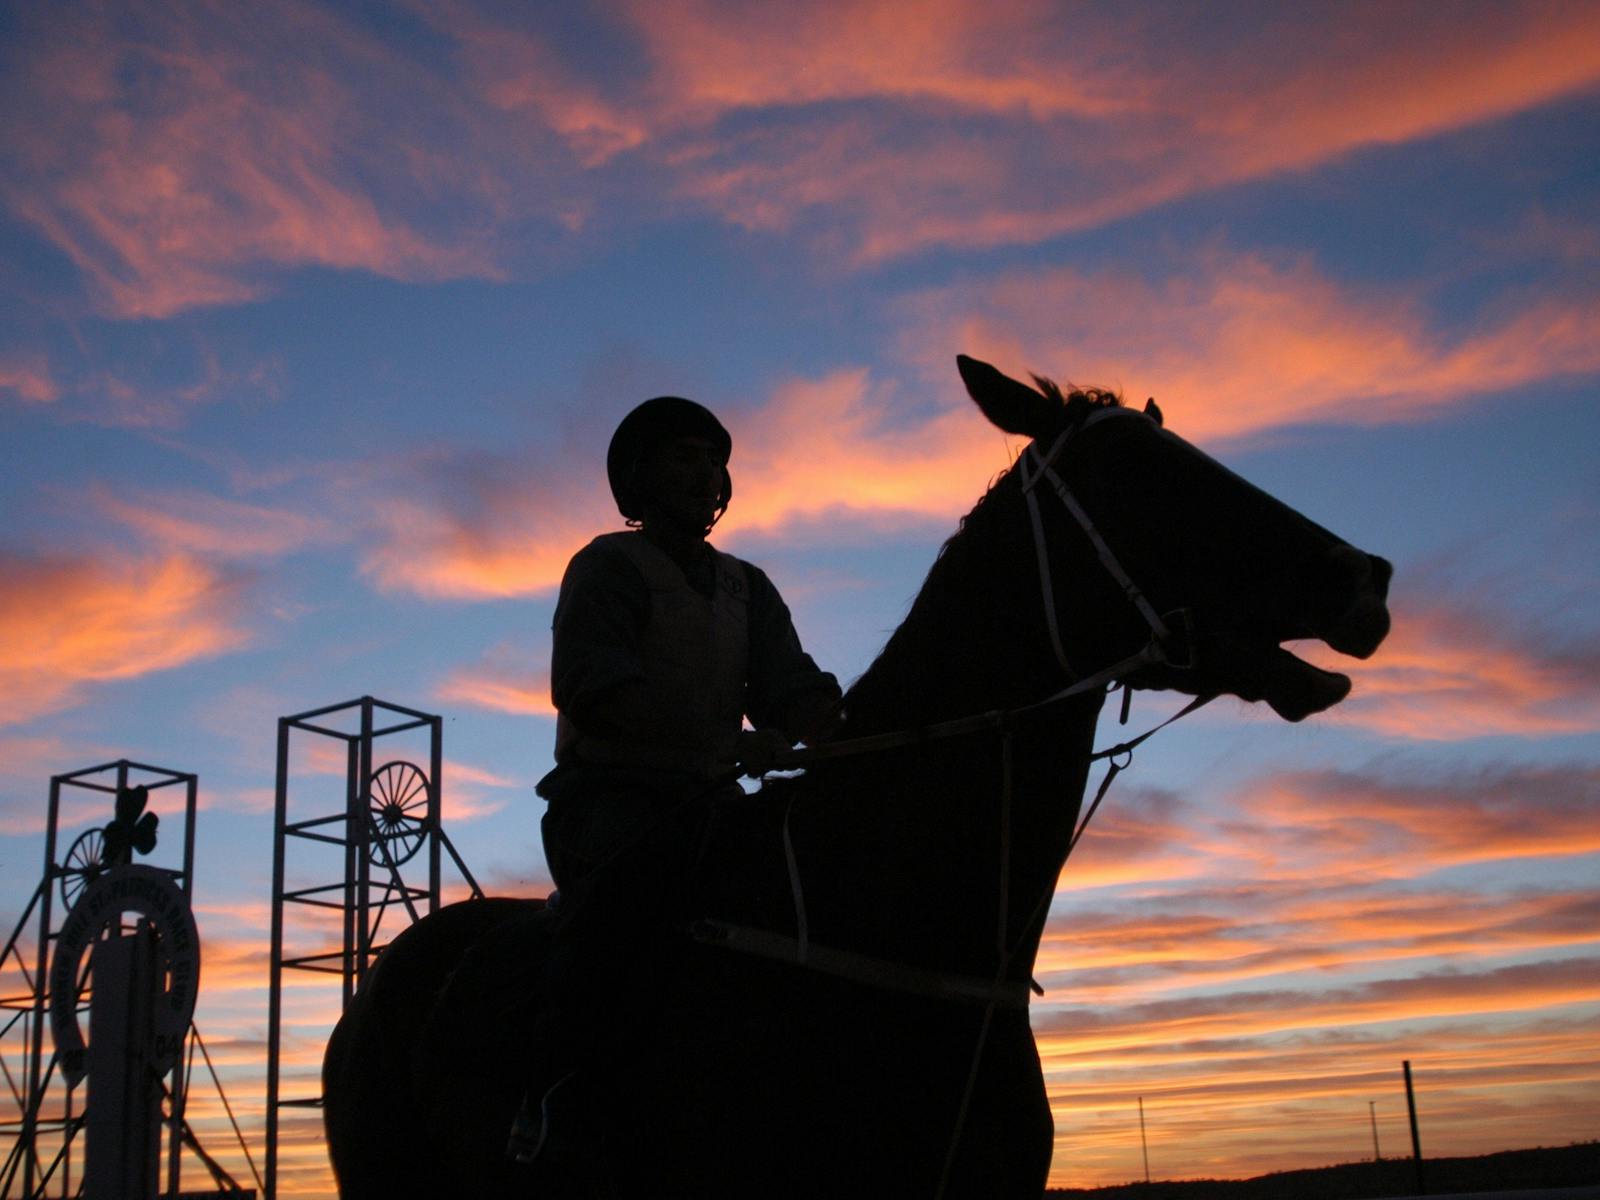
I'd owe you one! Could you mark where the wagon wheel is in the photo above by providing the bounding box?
[366,761,430,867]
[60,828,107,909]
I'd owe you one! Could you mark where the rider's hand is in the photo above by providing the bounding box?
[737,728,794,778]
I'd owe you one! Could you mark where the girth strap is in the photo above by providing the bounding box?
[687,919,1032,1010]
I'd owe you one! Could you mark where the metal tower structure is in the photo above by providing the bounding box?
[0,760,199,1199]
[264,696,481,1200]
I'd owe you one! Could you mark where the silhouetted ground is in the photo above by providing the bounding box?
[1046,1143,1599,1200]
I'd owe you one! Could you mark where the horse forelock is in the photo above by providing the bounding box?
[1030,373,1124,422]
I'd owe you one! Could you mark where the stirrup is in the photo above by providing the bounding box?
[506,1071,581,1166]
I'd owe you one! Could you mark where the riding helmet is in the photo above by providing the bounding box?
[606,396,733,522]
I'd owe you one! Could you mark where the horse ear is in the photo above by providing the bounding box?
[957,355,1058,438]
[1143,397,1163,426]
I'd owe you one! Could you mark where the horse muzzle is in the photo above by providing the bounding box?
[1319,548,1392,660]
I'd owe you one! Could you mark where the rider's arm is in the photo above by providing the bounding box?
[742,565,842,744]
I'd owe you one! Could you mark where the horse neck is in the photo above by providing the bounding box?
[831,486,1108,970]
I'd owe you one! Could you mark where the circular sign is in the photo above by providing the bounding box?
[48,864,201,1087]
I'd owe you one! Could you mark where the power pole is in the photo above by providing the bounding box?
[1138,1096,1151,1185]
[1369,1100,1382,1162]
[1403,1060,1425,1195]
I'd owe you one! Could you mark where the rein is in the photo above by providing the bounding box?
[709,407,1213,988]
[696,409,1215,1197]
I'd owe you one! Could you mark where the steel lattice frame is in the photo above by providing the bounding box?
[0,760,196,1200]
[264,696,481,1200]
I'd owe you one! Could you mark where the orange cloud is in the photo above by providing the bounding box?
[1235,763,1600,879]
[1040,1009,1600,1186]
[1314,602,1600,740]
[721,368,1019,532]
[1026,748,1600,1131]
[347,365,1040,600]
[357,245,1599,602]
[439,758,520,823]
[1036,955,1600,1056]
[1040,786,1219,892]
[356,439,612,598]
[1038,883,1600,1006]
[437,646,556,717]
[901,249,1600,446]
[350,279,1596,600]
[0,551,251,726]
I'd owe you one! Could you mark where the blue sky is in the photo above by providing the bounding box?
[2,2,1598,1193]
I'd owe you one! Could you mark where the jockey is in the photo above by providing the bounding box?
[540,395,840,843]
[510,396,840,1168]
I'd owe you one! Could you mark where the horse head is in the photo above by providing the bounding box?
[958,354,1391,721]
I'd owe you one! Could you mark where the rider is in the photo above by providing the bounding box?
[510,396,840,1166]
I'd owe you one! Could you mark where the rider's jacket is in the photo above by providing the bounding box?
[549,531,837,780]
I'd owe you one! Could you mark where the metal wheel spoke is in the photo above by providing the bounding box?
[60,828,107,908]
[365,762,430,867]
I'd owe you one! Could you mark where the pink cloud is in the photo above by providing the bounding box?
[0,354,59,404]
[1046,787,1218,892]
[91,485,337,561]
[617,1,1600,263]
[442,4,647,169]
[63,345,286,429]
[1,318,277,434]
[0,550,252,726]
[0,732,78,784]
[8,1,1595,326]
[441,0,1600,278]
[1,3,504,319]
[620,0,1123,120]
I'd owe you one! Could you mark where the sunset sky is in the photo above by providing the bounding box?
[2,2,1598,1195]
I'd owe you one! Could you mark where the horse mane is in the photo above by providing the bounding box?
[838,375,1123,732]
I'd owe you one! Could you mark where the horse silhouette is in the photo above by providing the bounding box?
[322,355,1391,1198]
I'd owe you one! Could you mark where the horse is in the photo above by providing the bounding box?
[322,354,1391,1199]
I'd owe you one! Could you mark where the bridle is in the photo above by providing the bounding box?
[764,403,1205,773]
[1018,406,1196,682]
